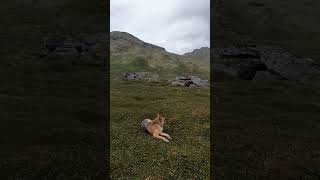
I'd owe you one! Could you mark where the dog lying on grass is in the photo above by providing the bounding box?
[141,113,172,142]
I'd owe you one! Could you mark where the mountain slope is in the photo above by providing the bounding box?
[110,31,209,79]
[110,31,210,179]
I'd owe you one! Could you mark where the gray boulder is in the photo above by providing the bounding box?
[171,80,189,86]
[171,75,209,88]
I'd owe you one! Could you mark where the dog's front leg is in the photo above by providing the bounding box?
[160,132,172,140]
[153,134,170,142]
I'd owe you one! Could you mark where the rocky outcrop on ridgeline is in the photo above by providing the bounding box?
[183,47,210,62]
[212,44,320,81]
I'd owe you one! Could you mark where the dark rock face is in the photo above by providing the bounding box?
[43,33,106,57]
[212,45,320,81]
[260,47,320,81]
[220,46,260,59]
[237,67,257,80]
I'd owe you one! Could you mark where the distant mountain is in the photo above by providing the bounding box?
[110,31,209,79]
[183,47,210,62]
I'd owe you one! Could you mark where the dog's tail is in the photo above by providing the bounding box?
[140,119,151,132]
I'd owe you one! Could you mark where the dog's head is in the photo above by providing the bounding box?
[156,113,165,125]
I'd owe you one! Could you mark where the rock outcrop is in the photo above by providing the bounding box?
[43,33,106,57]
[170,75,209,88]
[212,45,320,81]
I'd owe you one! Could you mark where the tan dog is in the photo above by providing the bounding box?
[140,113,172,142]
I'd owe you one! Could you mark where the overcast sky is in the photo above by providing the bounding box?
[111,0,210,55]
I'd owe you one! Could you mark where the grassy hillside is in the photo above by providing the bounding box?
[0,0,106,178]
[213,0,320,58]
[110,31,210,80]
[111,53,209,80]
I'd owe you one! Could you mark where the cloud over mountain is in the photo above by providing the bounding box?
[111,0,210,55]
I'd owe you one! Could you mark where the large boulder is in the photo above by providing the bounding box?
[171,80,187,86]
[171,75,209,88]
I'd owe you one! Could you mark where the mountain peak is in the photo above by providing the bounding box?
[110,31,166,52]
[110,31,142,42]
[183,47,210,61]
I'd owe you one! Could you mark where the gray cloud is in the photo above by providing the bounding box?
[111,0,210,55]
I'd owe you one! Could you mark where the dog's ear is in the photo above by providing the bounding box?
[159,116,165,124]
[157,113,160,117]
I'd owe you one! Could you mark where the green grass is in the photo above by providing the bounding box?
[110,56,153,78]
[213,80,320,179]
[110,54,210,81]
[110,79,210,179]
